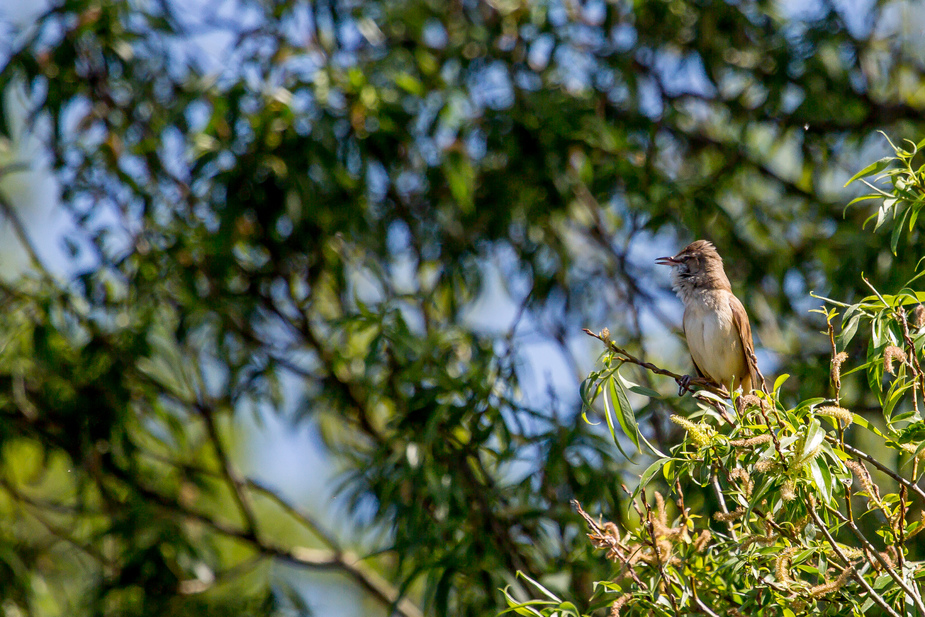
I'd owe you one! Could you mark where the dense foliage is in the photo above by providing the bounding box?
[0,0,924,615]
[518,139,925,616]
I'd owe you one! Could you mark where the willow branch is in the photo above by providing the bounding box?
[582,328,728,398]
[572,500,647,589]
[827,505,925,614]
[808,500,900,617]
[637,493,681,614]
[829,437,925,504]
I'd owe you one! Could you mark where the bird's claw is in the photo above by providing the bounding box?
[676,374,693,397]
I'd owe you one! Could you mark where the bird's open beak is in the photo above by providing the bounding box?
[655,256,680,266]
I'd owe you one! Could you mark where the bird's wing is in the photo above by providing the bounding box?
[729,294,765,393]
[689,352,708,381]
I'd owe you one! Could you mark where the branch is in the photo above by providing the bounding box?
[105,465,424,617]
[572,500,647,589]
[807,498,901,617]
[829,437,925,504]
[827,505,925,615]
[196,400,260,542]
[133,447,423,617]
[582,328,727,398]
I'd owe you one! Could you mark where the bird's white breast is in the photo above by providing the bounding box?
[682,291,748,388]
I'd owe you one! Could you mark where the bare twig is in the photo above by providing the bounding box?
[582,328,728,398]
[827,505,925,614]
[711,470,738,541]
[808,500,901,617]
[571,500,647,589]
[830,437,925,504]
[638,493,681,614]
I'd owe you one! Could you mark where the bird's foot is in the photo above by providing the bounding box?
[676,374,693,397]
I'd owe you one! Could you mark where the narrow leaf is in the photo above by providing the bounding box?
[802,419,825,461]
[602,382,633,460]
[844,157,893,187]
[610,374,640,450]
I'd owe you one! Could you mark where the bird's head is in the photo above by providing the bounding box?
[656,240,731,299]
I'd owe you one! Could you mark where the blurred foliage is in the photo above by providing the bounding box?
[0,0,924,615]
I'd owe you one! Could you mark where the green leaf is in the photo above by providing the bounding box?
[610,373,640,451]
[579,376,599,411]
[773,373,790,394]
[911,440,925,463]
[839,313,861,346]
[802,419,825,462]
[394,72,425,95]
[630,458,670,510]
[808,457,832,503]
[624,379,662,399]
[883,381,914,424]
[845,157,893,187]
[602,381,633,460]
[617,374,668,458]
[515,572,562,603]
[852,413,888,439]
[892,206,910,254]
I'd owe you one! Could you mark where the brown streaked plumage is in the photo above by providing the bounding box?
[655,240,761,393]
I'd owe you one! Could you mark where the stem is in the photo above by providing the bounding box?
[571,500,647,589]
[831,438,925,504]
[711,470,738,541]
[827,505,925,615]
[582,329,728,398]
[638,493,681,614]
[808,500,901,617]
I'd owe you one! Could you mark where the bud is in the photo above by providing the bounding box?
[816,405,852,427]
[914,304,925,329]
[809,565,853,598]
[884,345,907,375]
[670,415,714,448]
[830,351,848,386]
[775,547,797,584]
[781,477,796,501]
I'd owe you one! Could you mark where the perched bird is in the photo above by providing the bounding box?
[655,240,762,394]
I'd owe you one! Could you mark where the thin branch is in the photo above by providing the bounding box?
[711,470,738,541]
[1,481,109,566]
[830,437,925,504]
[572,500,647,589]
[693,593,721,617]
[807,499,901,617]
[826,505,925,614]
[105,464,424,617]
[178,554,266,595]
[195,401,260,542]
[291,547,425,617]
[134,446,425,615]
[637,493,681,614]
[0,190,50,276]
[582,328,727,398]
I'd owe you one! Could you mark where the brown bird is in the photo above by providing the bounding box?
[655,240,762,394]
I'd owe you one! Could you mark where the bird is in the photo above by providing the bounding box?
[655,240,762,395]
